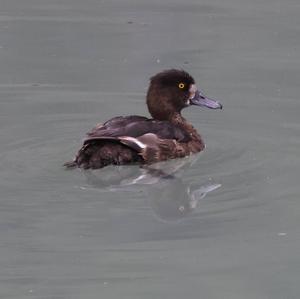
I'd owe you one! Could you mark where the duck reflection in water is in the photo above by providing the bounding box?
[82,155,221,221]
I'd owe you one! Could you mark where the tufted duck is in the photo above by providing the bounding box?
[64,69,222,169]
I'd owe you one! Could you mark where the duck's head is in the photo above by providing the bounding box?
[146,69,222,120]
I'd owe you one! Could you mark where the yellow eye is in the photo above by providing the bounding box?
[178,83,185,89]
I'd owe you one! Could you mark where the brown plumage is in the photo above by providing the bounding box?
[64,69,222,169]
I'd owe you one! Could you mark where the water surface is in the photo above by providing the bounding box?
[1,0,300,298]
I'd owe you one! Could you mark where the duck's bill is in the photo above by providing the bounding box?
[190,90,222,109]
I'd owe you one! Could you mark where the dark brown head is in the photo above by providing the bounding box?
[146,69,222,120]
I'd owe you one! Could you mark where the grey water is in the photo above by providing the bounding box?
[1,0,300,298]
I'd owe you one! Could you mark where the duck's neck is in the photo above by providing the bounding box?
[169,113,202,142]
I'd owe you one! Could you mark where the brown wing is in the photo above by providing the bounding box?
[85,116,191,145]
[87,115,149,136]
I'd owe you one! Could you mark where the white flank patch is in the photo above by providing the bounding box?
[121,136,146,149]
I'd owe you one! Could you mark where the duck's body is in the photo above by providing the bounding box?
[65,70,222,169]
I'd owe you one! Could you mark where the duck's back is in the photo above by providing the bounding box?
[65,115,191,169]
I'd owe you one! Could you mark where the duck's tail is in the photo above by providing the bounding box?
[63,160,77,169]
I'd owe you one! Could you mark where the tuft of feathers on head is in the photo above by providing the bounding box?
[150,69,195,90]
